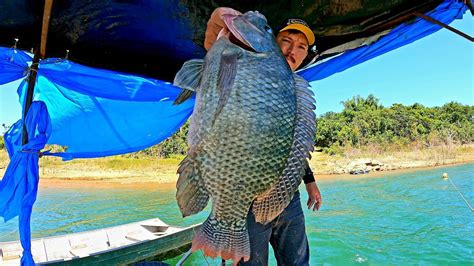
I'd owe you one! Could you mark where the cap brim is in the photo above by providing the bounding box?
[279,24,315,45]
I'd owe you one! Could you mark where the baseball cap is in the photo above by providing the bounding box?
[279,18,315,46]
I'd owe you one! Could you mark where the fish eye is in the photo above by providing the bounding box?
[264,25,273,34]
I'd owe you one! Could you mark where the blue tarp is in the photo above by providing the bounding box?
[6,58,195,159]
[0,0,469,265]
[0,102,51,265]
[0,48,31,85]
[32,59,195,159]
[298,0,468,81]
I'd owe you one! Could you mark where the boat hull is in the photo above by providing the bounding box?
[0,218,201,265]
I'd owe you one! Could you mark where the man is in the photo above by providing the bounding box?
[205,8,322,265]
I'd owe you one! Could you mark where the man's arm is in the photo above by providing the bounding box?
[304,165,322,211]
[204,7,242,51]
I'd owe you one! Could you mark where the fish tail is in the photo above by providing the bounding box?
[192,216,250,264]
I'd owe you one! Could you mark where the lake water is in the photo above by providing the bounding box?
[1,164,473,265]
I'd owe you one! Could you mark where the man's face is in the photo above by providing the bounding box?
[276,31,309,71]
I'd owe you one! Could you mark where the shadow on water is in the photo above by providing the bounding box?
[0,164,472,265]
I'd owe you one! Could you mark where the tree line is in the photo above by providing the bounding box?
[315,95,473,154]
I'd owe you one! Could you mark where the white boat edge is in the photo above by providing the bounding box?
[0,217,201,265]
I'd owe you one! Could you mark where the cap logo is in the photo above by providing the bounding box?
[287,18,310,27]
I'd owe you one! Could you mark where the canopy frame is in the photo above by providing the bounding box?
[413,11,474,41]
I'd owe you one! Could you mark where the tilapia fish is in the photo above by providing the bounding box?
[173,11,316,263]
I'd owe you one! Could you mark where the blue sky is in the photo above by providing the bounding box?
[311,15,473,115]
[0,14,472,127]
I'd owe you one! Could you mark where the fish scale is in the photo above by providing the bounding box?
[191,43,294,258]
[172,11,316,263]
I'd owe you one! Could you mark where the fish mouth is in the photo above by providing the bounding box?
[219,14,256,52]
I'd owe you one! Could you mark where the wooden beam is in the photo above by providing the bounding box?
[413,11,474,42]
[22,0,54,145]
[40,0,54,58]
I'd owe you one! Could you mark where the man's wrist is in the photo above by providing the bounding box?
[303,166,315,184]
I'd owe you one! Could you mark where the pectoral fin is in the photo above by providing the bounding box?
[213,49,239,123]
[173,59,204,104]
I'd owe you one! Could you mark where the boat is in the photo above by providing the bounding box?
[350,169,370,175]
[0,218,201,265]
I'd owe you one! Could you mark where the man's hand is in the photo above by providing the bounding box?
[305,181,322,211]
[204,7,242,51]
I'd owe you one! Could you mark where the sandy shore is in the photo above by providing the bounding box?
[38,178,178,190]
[35,160,474,190]
[314,161,473,181]
[1,145,473,189]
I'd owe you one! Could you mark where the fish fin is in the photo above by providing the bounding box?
[192,214,251,263]
[213,49,239,123]
[173,59,204,104]
[176,155,210,217]
[173,90,195,105]
[252,74,316,224]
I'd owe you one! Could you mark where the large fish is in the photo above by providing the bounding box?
[173,11,316,263]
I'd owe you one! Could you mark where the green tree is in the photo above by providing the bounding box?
[315,95,474,154]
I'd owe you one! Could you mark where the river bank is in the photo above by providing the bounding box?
[0,144,473,188]
[34,161,474,190]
